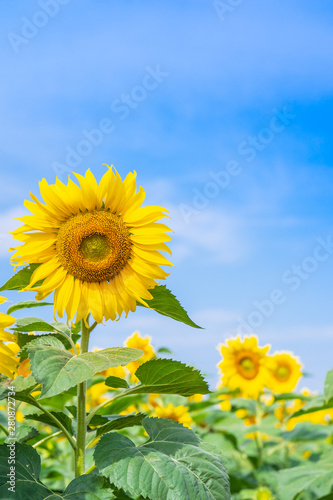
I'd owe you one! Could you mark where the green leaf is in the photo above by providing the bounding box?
[4,424,39,444]
[95,413,146,437]
[128,358,210,397]
[95,417,230,500]
[11,374,37,393]
[13,316,69,334]
[0,375,38,404]
[0,442,54,498]
[0,442,114,499]
[157,347,173,354]
[138,285,202,329]
[281,423,332,442]
[16,331,74,353]
[0,264,41,292]
[287,395,333,420]
[25,410,73,434]
[6,300,53,315]
[62,474,115,499]
[105,376,129,389]
[324,368,333,403]
[278,452,333,500]
[28,345,143,398]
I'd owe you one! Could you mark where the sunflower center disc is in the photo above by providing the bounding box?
[238,354,259,379]
[80,234,110,261]
[276,365,290,381]
[56,210,132,282]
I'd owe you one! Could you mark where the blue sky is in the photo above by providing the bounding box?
[1,0,333,391]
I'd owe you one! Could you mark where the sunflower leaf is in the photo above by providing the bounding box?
[278,452,333,500]
[6,300,53,315]
[25,410,73,434]
[138,285,202,328]
[105,376,129,389]
[27,346,143,398]
[95,413,146,437]
[126,358,210,397]
[0,442,114,499]
[4,424,39,444]
[0,264,41,292]
[324,368,333,403]
[94,416,231,500]
[12,316,67,334]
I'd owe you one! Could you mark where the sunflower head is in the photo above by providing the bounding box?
[217,336,273,398]
[154,403,193,428]
[124,331,155,380]
[266,351,302,394]
[0,296,32,378]
[10,166,173,325]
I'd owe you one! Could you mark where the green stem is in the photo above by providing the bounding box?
[84,464,97,475]
[34,400,76,450]
[54,329,78,354]
[86,391,125,425]
[0,423,9,436]
[255,399,264,467]
[75,318,91,477]
[33,430,62,448]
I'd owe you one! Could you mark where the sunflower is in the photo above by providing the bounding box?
[10,166,173,325]
[217,336,273,398]
[266,351,302,394]
[124,331,155,380]
[0,297,31,378]
[154,403,193,428]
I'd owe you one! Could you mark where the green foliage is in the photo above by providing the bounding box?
[4,424,39,444]
[95,413,146,437]
[278,452,333,500]
[324,368,333,403]
[28,343,143,398]
[95,416,231,500]
[0,264,40,291]
[138,284,202,328]
[0,443,114,499]
[25,410,73,434]
[105,376,129,389]
[128,358,210,396]
[13,316,73,333]
[7,300,53,315]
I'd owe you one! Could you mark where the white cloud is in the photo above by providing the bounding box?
[170,205,251,263]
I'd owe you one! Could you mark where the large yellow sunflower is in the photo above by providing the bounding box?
[10,166,173,324]
[217,336,273,398]
[266,351,302,394]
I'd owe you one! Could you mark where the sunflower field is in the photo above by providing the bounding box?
[0,168,332,500]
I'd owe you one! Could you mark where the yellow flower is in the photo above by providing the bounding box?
[285,388,333,430]
[255,487,274,500]
[154,403,193,428]
[125,331,155,380]
[266,352,302,394]
[0,297,20,378]
[100,365,127,379]
[10,166,173,325]
[86,382,109,410]
[189,394,203,403]
[217,336,273,398]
